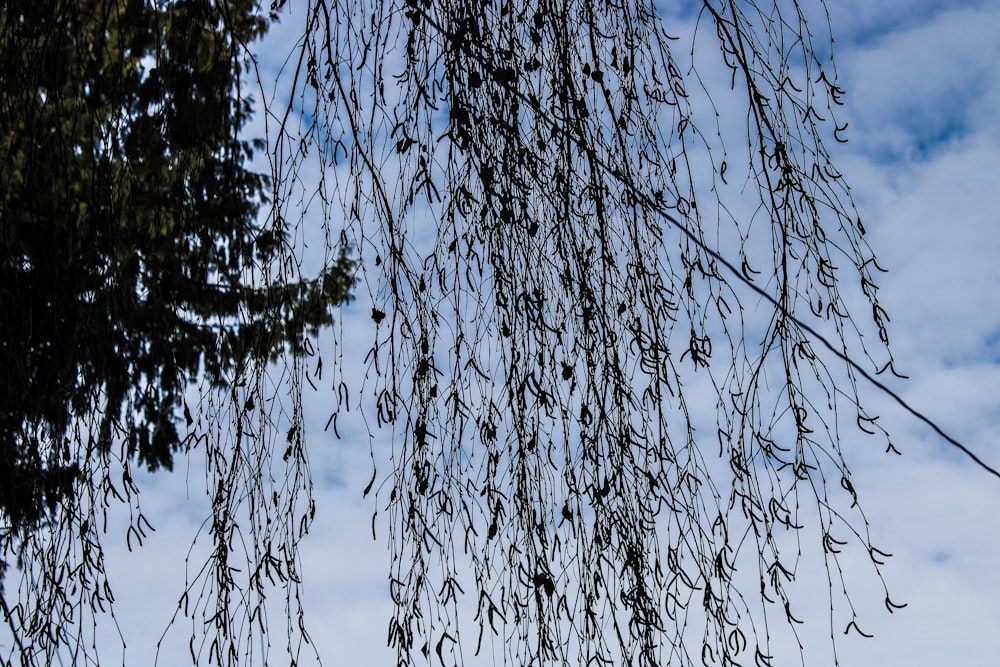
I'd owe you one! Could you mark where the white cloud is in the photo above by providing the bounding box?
[838,5,1000,162]
[827,4,1000,666]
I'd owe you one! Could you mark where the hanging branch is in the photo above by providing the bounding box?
[276,0,899,665]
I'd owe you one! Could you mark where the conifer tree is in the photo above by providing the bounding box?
[1,1,352,662]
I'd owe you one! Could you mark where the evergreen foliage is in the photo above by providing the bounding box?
[0,0,352,536]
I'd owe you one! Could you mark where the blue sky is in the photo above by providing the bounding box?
[804,2,1000,664]
[8,1,1000,665]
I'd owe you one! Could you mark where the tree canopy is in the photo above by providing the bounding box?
[1,0,353,661]
[0,0,942,665]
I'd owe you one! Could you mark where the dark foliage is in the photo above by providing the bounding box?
[0,0,352,531]
[0,1,353,662]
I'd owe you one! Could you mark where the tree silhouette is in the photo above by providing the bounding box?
[277,1,903,665]
[2,0,919,665]
[1,1,352,663]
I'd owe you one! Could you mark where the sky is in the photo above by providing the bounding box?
[7,1,1000,665]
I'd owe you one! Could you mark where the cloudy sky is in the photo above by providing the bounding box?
[10,1,1000,665]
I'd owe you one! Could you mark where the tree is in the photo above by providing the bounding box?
[280,1,903,665]
[0,0,353,662]
[2,0,956,665]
